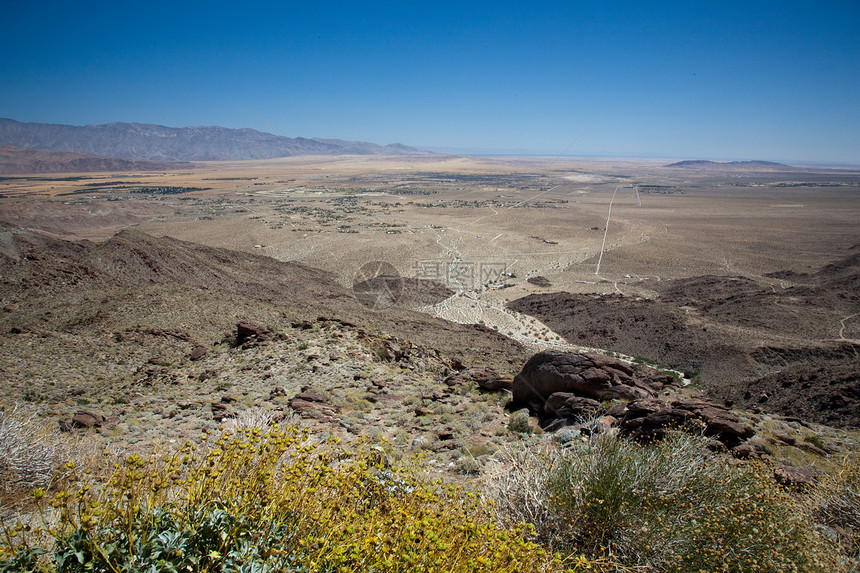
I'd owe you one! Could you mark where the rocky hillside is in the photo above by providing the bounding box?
[0,119,429,161]
[0,223,858,484]
[0,223,529,466]
[508,249,860,428]
[0,223,523,371]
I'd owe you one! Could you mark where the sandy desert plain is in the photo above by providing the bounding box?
[1,153,859,467]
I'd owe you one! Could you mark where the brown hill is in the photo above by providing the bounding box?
[0,145,191,174]
[508,251,860,428]
[0,223,525,371]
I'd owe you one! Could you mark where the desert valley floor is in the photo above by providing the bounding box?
[1,155,858,465]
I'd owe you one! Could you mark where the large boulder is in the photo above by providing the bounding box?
[544,393,601,417]
[288,391,340,418]
[59,410,118,432]
[236,321,271,346]
[512,351,671,405]
[511,351,754,449]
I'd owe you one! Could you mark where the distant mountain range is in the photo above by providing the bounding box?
[0,118,428,162]
[665,160,791,169]
[0,145,192,174]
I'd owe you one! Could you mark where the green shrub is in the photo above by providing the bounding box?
[508,411,532,434]
[490,430,840,572]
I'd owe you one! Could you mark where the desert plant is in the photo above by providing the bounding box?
[808,453,860,566]
[0,405,61,495]
[488,430,840,572]
[508,411,532,434]
[0,426,592,572]
[223,406,277,433]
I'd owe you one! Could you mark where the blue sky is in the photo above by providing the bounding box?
[2,1,858,163]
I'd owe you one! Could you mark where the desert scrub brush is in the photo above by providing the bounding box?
[0,425,599,572]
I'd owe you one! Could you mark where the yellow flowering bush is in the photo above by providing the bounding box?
[0,426,590,572]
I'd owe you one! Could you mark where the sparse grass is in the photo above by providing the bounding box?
[488,430,841,572]
[0,426,586,572]
[0,406,62,497]
[464,443,498,458]
[808,453,860,568]
[222,406,277,433]
[0,406,118,512]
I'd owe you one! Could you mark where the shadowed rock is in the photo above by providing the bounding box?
[619,398,755,447]
[444,367,512,392]
[236,322,271,346]
[512,351,670,405]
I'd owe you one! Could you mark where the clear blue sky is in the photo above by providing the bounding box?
[2,1,858,163]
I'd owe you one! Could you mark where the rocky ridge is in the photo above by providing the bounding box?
[0,145,192,174]
[508,249,860,428]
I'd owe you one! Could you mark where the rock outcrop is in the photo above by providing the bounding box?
[513,351,676,405]
[58,410,118,432]
[512,351,755,449]
[619,397,755,447]
[288,391,340,419]
[236,322,272,347]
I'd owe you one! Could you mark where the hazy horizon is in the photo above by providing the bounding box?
[2,1,858,164]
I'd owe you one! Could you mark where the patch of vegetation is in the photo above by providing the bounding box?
[0,406,62,497]
[803,434,829,452]
[0,427,575,572]
[681,368,699,381]
[508,411,533,434]
[808,454,860,567]
[490,430,841,572]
